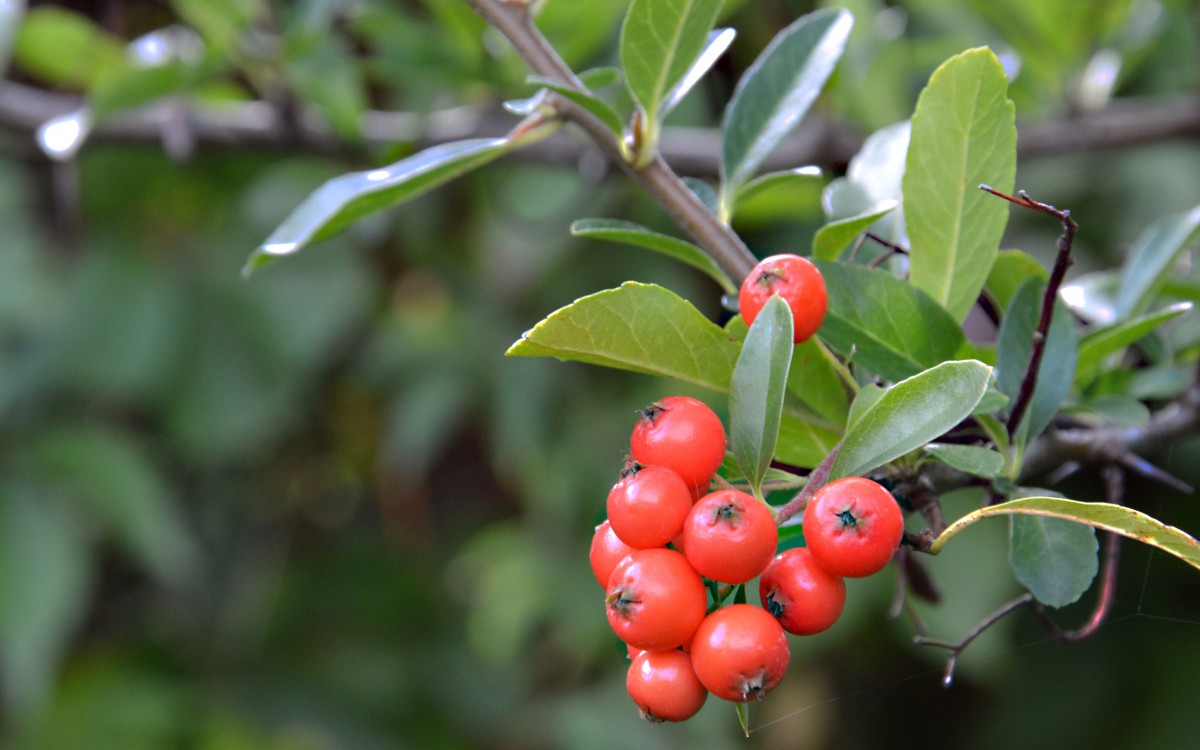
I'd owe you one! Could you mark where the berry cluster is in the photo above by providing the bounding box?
[589,395,905,724]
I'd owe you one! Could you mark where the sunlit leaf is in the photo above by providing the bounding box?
[832,360,991,478]
[528,75,624,136]
[822,121,910,247]
[506,282,741,392]
[812,200,897,260]
[620,0,722,128]
[931,497,1200,573]
[570,218,736,294]
[661,27,736,118]
[720,8,853,217]
[730,296,794,495]
[905,48,1016,322]
[734,166,823,214]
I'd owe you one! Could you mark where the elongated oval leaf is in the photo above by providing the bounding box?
[735,166,823,213]
[814,260,966,382]
[924,443,1005,479]
[985,248,1047,313]
[527,75,624,136]
[245,133,549,275]
[730,296,794,495]
[1010,513,1099,608]
[719,8,853,216]
[1114,204,1200,320]
[905,48,1016,322]
[620,0,722,127]
[812,200,897,260]
[931,497,1200,572]
[661,28,736,118]
[1075,302,1192,389]
[570,218,736,294]
[506,282,740,392]
[832,360,991,479]
[996,279,1078,442]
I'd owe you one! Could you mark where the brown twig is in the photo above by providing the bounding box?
[913,593,1037,687]
[979,186,1078,439]
[774,442,840,525]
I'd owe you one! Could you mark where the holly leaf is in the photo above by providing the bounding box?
[506,282,741,392]
[719,8,853,218]
[832,360,991,479]
[905,48,1016,322]
[730,296,794,495]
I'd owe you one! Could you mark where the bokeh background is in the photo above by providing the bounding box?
[2,1,1199,747]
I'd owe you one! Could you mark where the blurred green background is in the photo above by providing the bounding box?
[2,1,1199,748]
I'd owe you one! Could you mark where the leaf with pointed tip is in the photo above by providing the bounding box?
[931,496,1200,573]
[578,66,622,89]
[620,0,722,128]
[1114,204,1200,320]
[832,360,991,479]
[570,218,736,294]
[730,296,794,495]
[924,443,1004,479]
[814,260,966,382]
[245,133,550,275]
[719,9,853,217]
[661,28,736,118]
[506,282,740,392]
[905,48,1016,322]
[812,200,898,260]
[1075,303,1192,389]
[527,75,623,136]
[985,249,1047,312]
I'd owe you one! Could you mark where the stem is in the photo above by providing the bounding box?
[814,337,859,396]
[775,442,841,525]
[462,0,757,283]
[979,186,1078,441]
[913,593,1036,687]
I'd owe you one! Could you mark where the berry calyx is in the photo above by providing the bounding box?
[689,604,790,703]
[759,547,846,635]
[683,490,777,584]
[803,476,904,578]
[606,548,707,651]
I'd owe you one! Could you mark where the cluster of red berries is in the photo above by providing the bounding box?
[589,396,904,723]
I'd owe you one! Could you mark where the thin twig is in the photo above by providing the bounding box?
[462,0,757,283]
[980,186,1078,439]
[774,442,841,525]
[913,593,1037,687]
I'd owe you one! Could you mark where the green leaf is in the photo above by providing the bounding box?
[775,414,842,469]
[661,28,736,118]
[569,218,736,294]
[923,443,1005,479]
[245,134,549,274]
[787,338,849,428]
[1010,514,1099,608]
[1075,303,1192,389]
[812,200,897,260]
[985,249,1047,312]
[734,167,823,213]
[1071,394,1151,427]
[931,497,1200,573]
[578,66,622,89]
[974,387,1010,415]
[730,296,794,495]
[683,177,720,215]
[0,485,92,718]
[736,701,750,737]
[1114,205,1200,320]
[822,121,910,247]
[506,282,741,392]
[527,75,624,137]
[28,428,199,586]
[719,9,853,218]
[1060,271,1121,325]
[996,279,1079,442]
[620,0,722,128]
[832,360,991,479]
[814,260,966,382]
[904,48,1017,322]
[846,383,885,431]
[13,7,125,88]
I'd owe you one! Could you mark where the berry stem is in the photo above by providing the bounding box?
[775,441,841,526]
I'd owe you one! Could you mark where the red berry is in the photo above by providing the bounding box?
[631,396,726,493]
[589,520,635,588]
[803,477,903,578]
[626,650,709,722]
[689,605,790,702]
[739,254,827,343]
[606,548,707,651]
[759,547,846,635]
[607,464,693,549]
[683,490,777,584]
